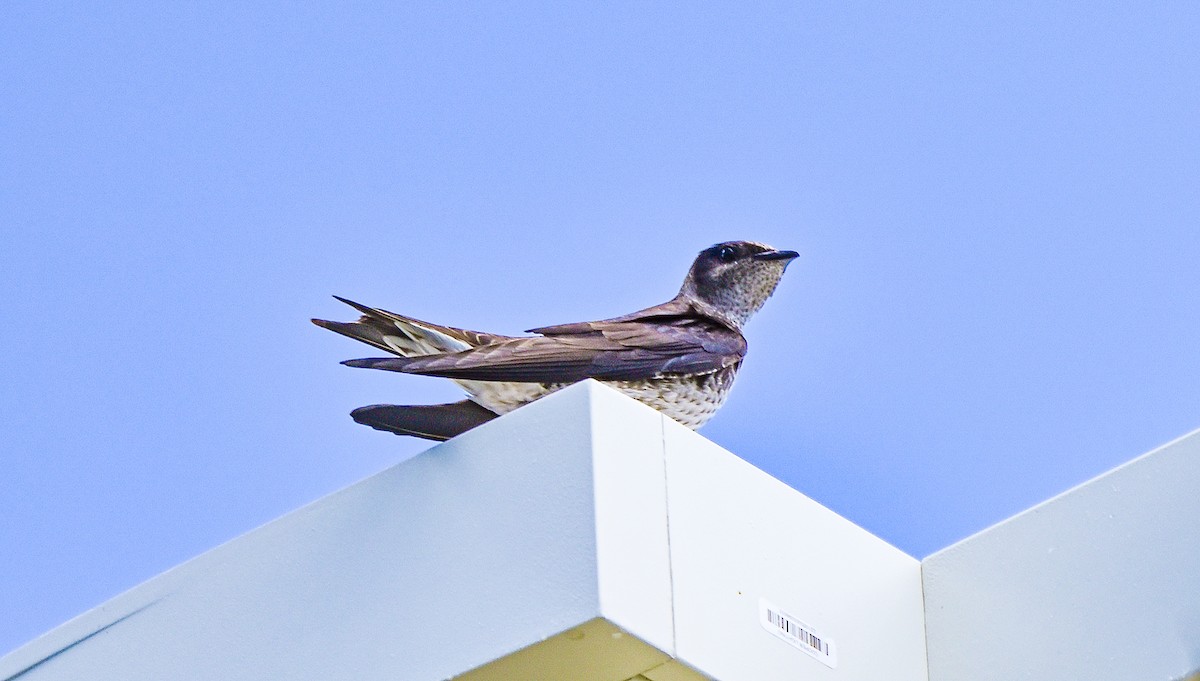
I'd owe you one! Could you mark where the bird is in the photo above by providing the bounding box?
[312,240,798,441]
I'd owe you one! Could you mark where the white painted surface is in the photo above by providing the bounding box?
[587,385,675,655]
[10,379,1195,681]
[2,383,609,681]
[661,418,928,681]
[923,428,1200,681]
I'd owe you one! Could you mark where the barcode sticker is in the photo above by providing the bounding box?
[759,598,837,668]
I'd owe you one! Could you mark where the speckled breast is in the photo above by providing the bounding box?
[459,364,740,430]
[606,364,741,429]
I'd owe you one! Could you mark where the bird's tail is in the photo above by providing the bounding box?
[349,400,498,441]
[312,296,510,357]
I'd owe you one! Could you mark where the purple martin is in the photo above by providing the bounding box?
[312,240,798,441]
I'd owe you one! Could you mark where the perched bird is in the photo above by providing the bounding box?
[313,240,798,441]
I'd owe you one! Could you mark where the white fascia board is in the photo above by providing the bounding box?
[922,427,1200,681]
[11,378,1197,680]
[660,417,927,681]
[587,383,675,654]
[589,384,928,681]
[1,381,927,681]
[2,382,631,681]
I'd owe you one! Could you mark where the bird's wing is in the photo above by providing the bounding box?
[312,296,512,356]
[526,298,697,335]
[350,400,498,441]
[343,320,746,383]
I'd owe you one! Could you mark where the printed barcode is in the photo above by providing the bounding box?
[765,608,828,655]
[759,598,837,668]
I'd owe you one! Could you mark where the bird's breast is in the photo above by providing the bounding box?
[456,366,739,430]
[606,365,739,429]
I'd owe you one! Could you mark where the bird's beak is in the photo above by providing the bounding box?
[753,249,800,262]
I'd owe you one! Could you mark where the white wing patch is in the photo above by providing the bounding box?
[382,320,474,356]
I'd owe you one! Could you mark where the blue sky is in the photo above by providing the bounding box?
[3,1,1198,656]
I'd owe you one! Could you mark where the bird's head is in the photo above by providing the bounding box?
[678,241,798,329]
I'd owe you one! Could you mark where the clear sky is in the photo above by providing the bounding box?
[3,1,1198,656]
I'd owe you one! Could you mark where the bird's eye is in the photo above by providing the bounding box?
[717,246,736,263]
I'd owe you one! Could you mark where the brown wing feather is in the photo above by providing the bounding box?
[344,320,746,383]
[313,296,512,356]
[527,298,696,335]
[331,296,510,347]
